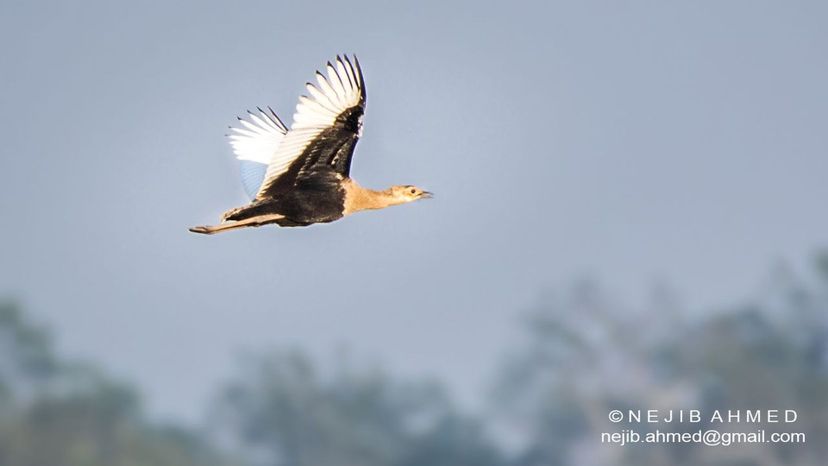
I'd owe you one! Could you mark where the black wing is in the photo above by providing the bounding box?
[256,55,366,199]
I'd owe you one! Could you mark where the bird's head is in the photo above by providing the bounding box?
[389,185,433,204]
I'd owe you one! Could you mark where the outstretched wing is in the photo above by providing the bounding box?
[255,55,366,200]
[227,107,289,199]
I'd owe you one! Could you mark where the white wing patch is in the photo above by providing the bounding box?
[227,107,288,165]
[255,55,365,199]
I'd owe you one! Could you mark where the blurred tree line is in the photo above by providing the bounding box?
[492,255,828,466]
[0,300,233,466]
[1,254,827,466]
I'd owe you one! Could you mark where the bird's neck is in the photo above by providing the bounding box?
[343,179,401,215]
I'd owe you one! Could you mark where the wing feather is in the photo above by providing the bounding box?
[228,107,287,165]
[336,56,354,90]
[326,62,347,101]
[255,54,366,199]
[315,71,342,109]
[306,83,340,114]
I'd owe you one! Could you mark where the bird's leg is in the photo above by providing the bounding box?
[189,214,285,235]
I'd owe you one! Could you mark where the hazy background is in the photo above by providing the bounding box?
[1,1,827,464]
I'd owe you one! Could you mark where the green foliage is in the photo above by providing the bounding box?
[0,300,59,395]
[494,265,828,466]
[3,252,828,466]
[0,300,233,466]
[213,351,504,466]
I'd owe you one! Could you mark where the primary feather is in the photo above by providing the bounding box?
[227,107,288,199]
[255,55,366,199]
[225,56,365,199]
[228,107,287,165]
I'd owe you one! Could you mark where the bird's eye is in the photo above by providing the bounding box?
[409,188,417,194]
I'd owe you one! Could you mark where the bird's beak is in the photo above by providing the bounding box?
[420,191,433,199]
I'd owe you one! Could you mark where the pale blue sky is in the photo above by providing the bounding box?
[1,0,827,422]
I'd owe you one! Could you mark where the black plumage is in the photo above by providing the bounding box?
[224,169,346,227]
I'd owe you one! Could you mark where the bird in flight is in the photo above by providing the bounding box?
[190,55,431,235]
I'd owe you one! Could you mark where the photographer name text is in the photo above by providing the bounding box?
[608,409,798,424]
